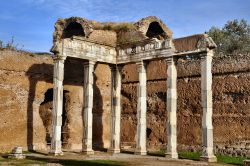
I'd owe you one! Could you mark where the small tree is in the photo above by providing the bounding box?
[0,40,3,49]
[208,19,250,56]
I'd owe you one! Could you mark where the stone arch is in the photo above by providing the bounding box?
[146,21,165,39]
[52,17,93,50]
[62,22,85,39]
[134,16,173,39]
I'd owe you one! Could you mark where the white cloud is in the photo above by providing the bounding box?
[20,0,147,22]
[22,0,91,16]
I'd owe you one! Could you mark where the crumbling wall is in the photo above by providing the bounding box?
[1,49,250,156]
[121,54,250,156]
[0,50,53,152]
[0,50,111,152]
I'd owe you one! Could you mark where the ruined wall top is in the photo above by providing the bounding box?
[134,16,172,39]
[50,16,216,64]
[51,16,173,53]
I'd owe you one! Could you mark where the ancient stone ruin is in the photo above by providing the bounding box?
[8,147,25,159]
[1,16,250,163]
[50,16,216,162]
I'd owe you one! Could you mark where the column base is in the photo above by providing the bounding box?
[243,160,250,166]
[165,152,178,159]
[49,150,63,156]
[200,155,217,162]
[134,150,147,155]
[82,149,94,155]
[108,148,120,154]
[8,154,26,159]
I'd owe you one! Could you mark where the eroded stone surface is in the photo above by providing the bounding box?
[1,49,250,157]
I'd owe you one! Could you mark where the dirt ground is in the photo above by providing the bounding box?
[0,151,233,166]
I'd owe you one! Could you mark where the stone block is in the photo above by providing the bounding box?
[134,150,147,155]
[200,155,217,162]
[82,149,94,155]
[165,152,178,159]
[244,160,250,166]
[8,147,25,159]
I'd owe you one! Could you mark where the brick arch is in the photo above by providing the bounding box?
[134,16,173,39]
[52,17,93,42]
[62,22,85,39]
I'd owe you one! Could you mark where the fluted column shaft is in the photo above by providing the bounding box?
[82,60,95,154]
[51,56,66,155]
[108,65,123,153]
[165,57,178,159]
[135,61,147,155]
[200,50,217,162]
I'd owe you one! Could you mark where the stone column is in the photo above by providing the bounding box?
[50,55,66,155]
[82,60,95,155]
[108,65,122,154]
[200,50,217,162]
[135,61,147,155]
[165,57,178,159]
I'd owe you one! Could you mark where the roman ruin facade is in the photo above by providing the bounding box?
[50,16,217,162]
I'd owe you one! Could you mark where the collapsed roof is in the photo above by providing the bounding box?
[51,16,216,54]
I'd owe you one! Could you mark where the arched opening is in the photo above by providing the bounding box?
[63,22,85,39]
[39,89,53,146]
[146,22,165,39]
[39,88,70,148]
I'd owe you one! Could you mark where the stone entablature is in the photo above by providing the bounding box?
[61,36,116,64]
[117,39,174,64]
[57,37,175,64]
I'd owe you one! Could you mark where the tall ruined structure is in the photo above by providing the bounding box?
[0,16,250,161]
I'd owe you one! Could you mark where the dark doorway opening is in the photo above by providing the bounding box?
[63,22,85,39]
[146,22,165,39]
[39,89,70,148]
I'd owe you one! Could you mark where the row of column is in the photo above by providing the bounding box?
[50,50,216,162]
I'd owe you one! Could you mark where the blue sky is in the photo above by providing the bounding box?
[0,0,249,52]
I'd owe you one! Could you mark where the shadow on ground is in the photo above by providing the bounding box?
[26,156,124,166]
[0,153,124,166]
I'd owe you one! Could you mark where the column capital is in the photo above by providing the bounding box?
[166,57,177,65]
[53,55,66,62]
[109,65,124,72]
[136,60,147,66]
[83,60,96,66]
[136,61,147,73]
[200,49,214,59]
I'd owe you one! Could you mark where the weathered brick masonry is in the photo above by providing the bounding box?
[121,54,250,156]
[0,50,250,156]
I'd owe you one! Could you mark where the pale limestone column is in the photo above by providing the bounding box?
[165,57,178,159]
[108,65,123,154]
[50,55,66,155]
[200,50,217,162]
[135,61,147,155]
[82,60,95,155]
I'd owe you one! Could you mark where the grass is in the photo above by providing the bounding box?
[216,154,247,165]
[1,150,248,166]
[0,155,125,166]
[92,22,136,33]
[0,158,46,165]
[150,150,248,165]
[179,152,247,165]
[179,151,201,161]
[0,156,5,161]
